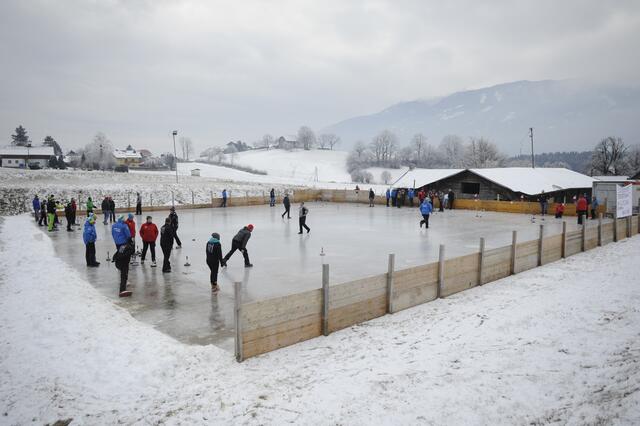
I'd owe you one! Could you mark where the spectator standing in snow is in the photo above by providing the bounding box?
[101,196,110,225]
[139,216,158,266]
[591,196,599,220]
[135,192,142,215]
[368,188,375,207]
[86,196,95,215]
[282,194,291,219]
[83,215,100,267]
[169,207,182,247]
[385,188,390,207]
[108,197,116,223]
[447,189,455,210]
[576,194,588,225]
[38,201,47,226]
[32,195,40,222]
[269,188,276,207]
[221,189,228,208]
[65,200,74,232]
[538,191,548,217]
[419,198,433,228]
[206,232,225,293]
[113,239,134,297]
[223,224,254,267]
[298,202,310,234]
[555,203,565,219]
[111,215,131,250]
[160,217,174,272]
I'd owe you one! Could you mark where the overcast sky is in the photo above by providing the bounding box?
[1,0,639,153]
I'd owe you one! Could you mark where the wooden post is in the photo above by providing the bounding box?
[581,218,586,252]
[386,254,395,314]
[437,244,445,298]
[597,213,602,246]
[537,224,543,266]
[191,190,195,206]
[613,215,618,242]
[561,221,567,258]
[478,237,485,286]
[234,281,243,362]
[510,230,517,275]
[322,264,330,336]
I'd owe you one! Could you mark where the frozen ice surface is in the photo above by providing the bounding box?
[45,202,601,351]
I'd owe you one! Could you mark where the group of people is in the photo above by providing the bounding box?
[384,187,456,211]
[538,192,600,224]
[33,194,80,232]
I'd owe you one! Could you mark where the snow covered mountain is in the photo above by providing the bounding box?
[322,80,640,154]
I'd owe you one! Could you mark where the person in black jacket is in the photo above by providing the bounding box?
[447,189,455,210]
[101,197,110,225]
[160,217,175,272]
[281,194,291,219]
[269,188,276,207]
[206,232,225,292]
[223,224,254,267]
[64,201,74,231]
[38,202,47,226]
[168,207,182,248]
[108,197,116,223]
[113,239,134,297]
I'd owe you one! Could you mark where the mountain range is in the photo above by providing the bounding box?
[322,80,640,154]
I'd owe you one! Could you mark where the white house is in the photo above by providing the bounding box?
[0,145,55,168]
[112,148,142,167]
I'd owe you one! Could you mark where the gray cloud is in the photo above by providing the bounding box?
[1,0,639,153]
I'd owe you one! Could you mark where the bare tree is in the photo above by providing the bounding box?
[625,144,640,174]
[380,170,392,184]
[591,136,629,175]
[438,135,465,168]
[201,146,224,162]
[318,133,340,150]
[353,141,367,158]
[253,134,274,149]
[297,126,316,150]
[410,133,428,164]
[82,132,115,170]
[370,130,398,166]
[464,137,504,168]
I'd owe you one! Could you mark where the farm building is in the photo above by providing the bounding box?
[113,147,142,167]
[395,167,596,202]
[0,145,55,168]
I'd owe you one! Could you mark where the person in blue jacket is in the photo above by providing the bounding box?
[221,189,228,208]
[385,189,390,207]
[408,188,415,207]
[590,196,599,220]
[83,215,100,267]
[391,188,398,207]
[32,195,41,222]
[111,214,131,249]
[419,198,433,229]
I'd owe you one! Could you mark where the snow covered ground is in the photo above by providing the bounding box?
[1,213,639,424]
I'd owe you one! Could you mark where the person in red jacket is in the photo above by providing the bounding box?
[554,202,565,219]
[139,215,158,266]
[576,194,588,225]
[125,213,137,238]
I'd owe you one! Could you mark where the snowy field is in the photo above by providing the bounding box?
[1,213,639,424]
[44,203,597,352]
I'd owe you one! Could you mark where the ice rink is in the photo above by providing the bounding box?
[44,202,594,351]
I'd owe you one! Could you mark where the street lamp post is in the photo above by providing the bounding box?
[172,130,178,183]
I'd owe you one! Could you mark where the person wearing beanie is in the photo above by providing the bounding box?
[419,197,433,229]
[206,232,225,292]
[160,217,175,272]
[281,193,291,219]
[32,195,40,222]
[83,215,100,267]
[168,206,182,248]
[112,239,134,297]
[298,202,310,234]
[111,214,131,249]
[223,224,254,267]
[139,216,159,266]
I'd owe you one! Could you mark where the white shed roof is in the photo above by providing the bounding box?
[469,167,596,195]
[394,168,464,188]
[0,145,55,156]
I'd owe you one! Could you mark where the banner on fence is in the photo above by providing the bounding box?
[616,184,632,218]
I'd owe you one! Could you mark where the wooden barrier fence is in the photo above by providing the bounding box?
[236,213,639,361]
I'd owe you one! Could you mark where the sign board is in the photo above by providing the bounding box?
[616,184,632,218]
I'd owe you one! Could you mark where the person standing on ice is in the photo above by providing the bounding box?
[447,189,455,210]
[71,198,77,225]
[591,196,599,220]
[555,202,565,219]
[298,202,310,234]
[269,188,276,207]
[223,224,254,267]
[160,217,174,272]
[408,188,415,207]
[32,195,40,222]
[538,191,548,217]
[125,213,137,252]
[112,239,134,297]
[38,200,47,226]
[391,188,397,207]
[135,192,142,215]
[576,194,588,225]
[281,193,291,218]
[101,196,110,225]
[111,215,131,250]
[86,196,95,215]
[64,200,74,232]
[368,188,375,207]
[139,216,158,267]
[83,215,100,267]
[46,195,57,232]
[221,189,228,208]
[385,188,390,207]
[108,197,116,223]
[206,232,225,293]
[168,207,182,248]
[419,197,433,228]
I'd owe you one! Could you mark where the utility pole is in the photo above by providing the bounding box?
[529,127,535,169]
[172,130,178,183]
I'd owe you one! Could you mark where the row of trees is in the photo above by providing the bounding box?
[250,127,341,151]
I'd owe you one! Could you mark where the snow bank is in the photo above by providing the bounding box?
[1,215,639,424]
